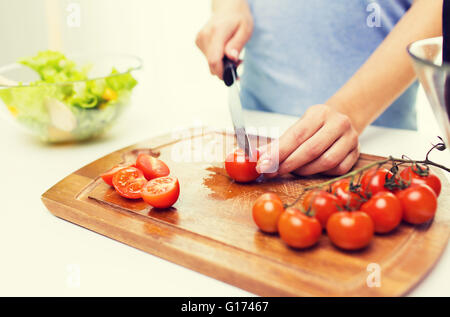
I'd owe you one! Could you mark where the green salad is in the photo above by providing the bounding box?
[0,51,138,142]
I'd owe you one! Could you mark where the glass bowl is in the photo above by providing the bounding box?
[407,36,450,148]
[0,53,141,143]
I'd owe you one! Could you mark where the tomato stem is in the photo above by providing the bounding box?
[285,155,449,209]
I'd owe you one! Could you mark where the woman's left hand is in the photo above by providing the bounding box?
[256,104,360,176]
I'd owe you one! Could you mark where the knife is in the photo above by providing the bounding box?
[223,56,255,159]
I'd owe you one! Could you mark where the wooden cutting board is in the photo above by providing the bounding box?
[42,128,450,296]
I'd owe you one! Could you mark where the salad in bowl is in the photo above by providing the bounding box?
[0,51,140,143]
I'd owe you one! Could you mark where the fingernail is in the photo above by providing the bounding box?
[256,158,272,173]
[229,49,239,60]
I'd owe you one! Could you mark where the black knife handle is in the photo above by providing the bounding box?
[223,56,237,87]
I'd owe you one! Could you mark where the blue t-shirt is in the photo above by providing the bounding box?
[241,0,418,130]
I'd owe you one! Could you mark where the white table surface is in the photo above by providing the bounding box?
[0,74,449,297]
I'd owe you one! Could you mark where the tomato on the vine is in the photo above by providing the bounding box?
[301,190,341,228]
[252,193,284,233]
[361,191,402,233]
[395,183,437,224]
[400,166,441,197]
[360,168,393,198]
[330,179,363,210]
[255,192,283,205]
[141,176,180,209]
[136,154,170,180]
[278,208,322,249]
[326,211,374,250]
[225,148,260,183]
[112,167,147,199]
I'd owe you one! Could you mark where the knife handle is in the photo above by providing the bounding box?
[223,56,237,87]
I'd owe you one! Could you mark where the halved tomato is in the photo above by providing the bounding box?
[141,176,180,209]
[112,167,147,199]
[136,154,170,180]
[101,164,135,186]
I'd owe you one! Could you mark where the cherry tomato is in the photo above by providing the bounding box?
[330,179,363,210]
[301,190,341,228]
[252,193,285,233]
[255,192,283,205]
[136,154,170,180]
[326,211,374,250]
[360,168,393,198]
[400,166,441,197]
[361,191,402,233]
[112,167,147,199]
[395,183,437,224]
[225,148,260,183]
[141,176,180,209]
[278,208,322,249]
[101,164,135,186]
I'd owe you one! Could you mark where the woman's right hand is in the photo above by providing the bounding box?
[195,0,253,79]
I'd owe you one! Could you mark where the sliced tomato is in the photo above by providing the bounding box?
[101,164,135,186]
[112,167,146,199]
[141,176,180,209]
[136,154,170,180]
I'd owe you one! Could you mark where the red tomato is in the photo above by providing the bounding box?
[400,166,441,197]
[326,211,374,250]
[278,208,322,249]
[361,191,402,233]
[136,154,170,180]
[141,176,180,209]
[396,183,437,224]
[330,179,363,210]
[101,164,135,186]
[255,192,283,205]
[252,193,285,233]
[360,168,393,198]
[225,148,260,183]
[301,190,341,228]
[112,167,147,199]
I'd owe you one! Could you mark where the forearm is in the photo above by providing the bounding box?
[212,0,246,12]
[327,0,443,134]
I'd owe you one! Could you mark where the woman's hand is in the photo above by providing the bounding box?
[257,105,360,176]
[195,0,253,78]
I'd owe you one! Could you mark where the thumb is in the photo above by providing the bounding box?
[224,23,252,61]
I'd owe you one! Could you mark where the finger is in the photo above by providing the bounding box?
[293,131,359,176]
[207,24,239,78]
[258,114,323,175]
[277,119,348,175]
[324,146,360,176]
[224,21,253,61]
[256,142,279,174]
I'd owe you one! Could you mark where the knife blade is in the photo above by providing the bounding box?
[223,57,254,159]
